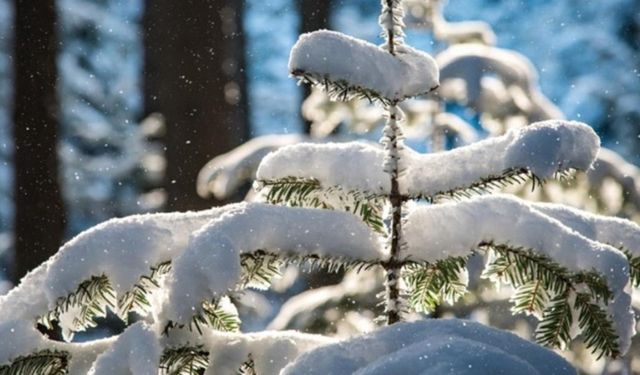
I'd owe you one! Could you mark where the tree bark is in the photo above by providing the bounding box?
[12,0,65,282]
[298,0,332,134]
[144,0,249,211]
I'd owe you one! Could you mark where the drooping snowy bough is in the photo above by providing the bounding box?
[1,0,640,373]
[0,205,365,373]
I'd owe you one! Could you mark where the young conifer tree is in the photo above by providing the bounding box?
[0,0,639,373]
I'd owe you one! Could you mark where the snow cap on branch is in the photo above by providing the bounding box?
[403,194,635,353]
[257,120,600,198]
[289,30,438,101]
[0,206,239,333]
[197,134,306,199]
[404,195,628,289]
[531,202,640,256]
[282,319,576,375]
[162,203,384,322]
[89,322,160,375]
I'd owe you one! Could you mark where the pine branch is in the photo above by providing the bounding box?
[481,244,571,295]
[189,297,241,334]
[159,346,209,375]
[624,251,640,287]
[259,177,386,234]
[431,168,576,202]
[535,291,573,350]
[0,350,68,375]
[292,71,392,106]
[276,251,378,274]
[402,257,468,313]
[39,275,116,340]
[510,279,548,316]
[481,244,618,355]
[118,261,172,320]
[571,270,613,303]
[240,251,283,290]
[237,354,257,375]
[481,244,612,300]
[573,293,620,359]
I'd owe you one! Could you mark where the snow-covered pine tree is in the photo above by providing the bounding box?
[261,0,639,356]
[57,0,164,234]
[1,0,639,373]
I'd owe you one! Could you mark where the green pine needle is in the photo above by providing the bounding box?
[431,168,577,203]
[624,251,640,288]
[39,275,116,340]
[481,243,618,356]
[240,251,283,290]
[573,293,620,359]
[160,346,209,375]
[118,261,172,320]
[535,292,573,350]
[237,354,257,375]
[510,279,548,316]
[189,298,241,334]
[403,257,468,313]
[259,177,386,234]
[292,71,392,105]
[0,350,69,375]
[279,252,377,274]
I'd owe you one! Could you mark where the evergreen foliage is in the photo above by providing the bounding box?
[159,346,208,375]
[260,177,386,233]
[0,0,638,373]
[402,257,468,313]
[237,354,257,375]
[40,275,116,340]
[0,350,68,375]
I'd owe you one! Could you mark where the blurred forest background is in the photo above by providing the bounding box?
[0,0,638,291]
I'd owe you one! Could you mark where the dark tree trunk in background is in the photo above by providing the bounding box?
[298,0,333,134]
[144,0,249,211]
[12,0,65,282]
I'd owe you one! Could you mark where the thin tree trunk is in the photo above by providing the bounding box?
[298,0,332,134]
[144,0,249,211]
[381,0,403,326]
[12,0,65,282]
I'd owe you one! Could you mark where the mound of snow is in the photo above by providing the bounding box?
[282,319,576,375]
[289,30,439,101]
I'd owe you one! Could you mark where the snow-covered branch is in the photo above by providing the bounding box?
[58,0,163,232]
[404,0,497,45]
[197,134,307,200]
[404,194,635,354]
[289,30,438,102]
[437,44,563,126]
[0,318,333,375]
[162,203,384,323]
[257,120,599,199]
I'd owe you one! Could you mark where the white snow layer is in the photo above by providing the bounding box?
[0,319,115,374]
[162,203,383,322]
[162,328,334,375]
[0,318,332,374]
[289,30,439,101]
[89,323,160,375]
[531,201,640,256]
[282,319,576,375]
[403,194,635,353]
[257,120,599,197]
[197,134,307,199]
[0,205,240,332]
